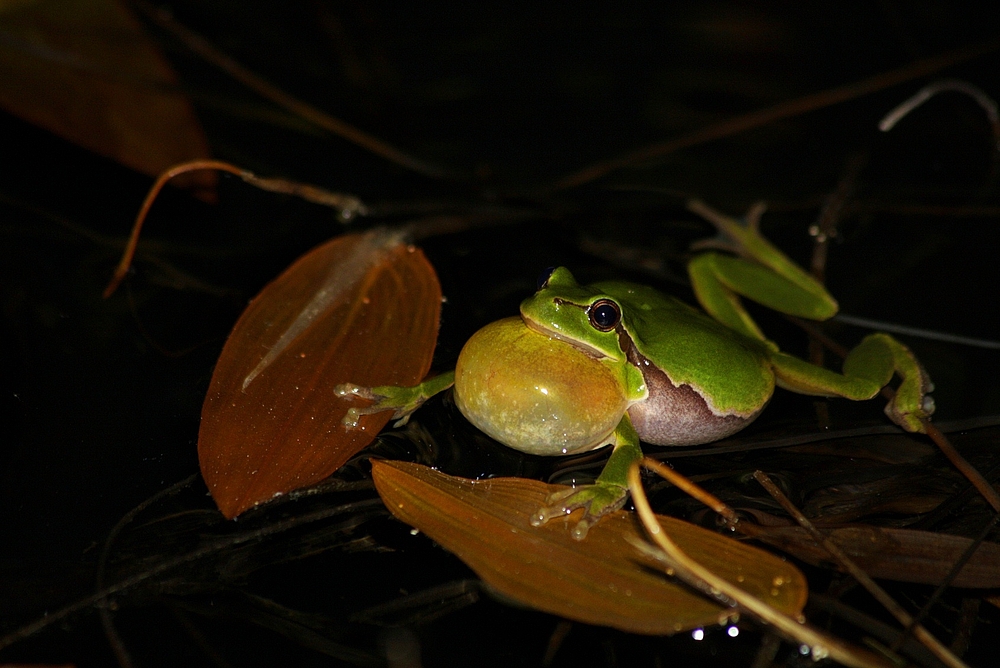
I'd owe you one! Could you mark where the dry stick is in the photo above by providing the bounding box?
[923,421,1000,513]
[792,317,1000,515]
[643,459,969,667]
[751,470,969,668]
[879,79,1000,145]
[855,202,1000,217]
[553,38,1000,191]
[795,318,1000,656]
[639,459,738,526]
[809,152,867,284]
[893,510,1000,656]
[0,497,386,652]
[96,475,199,668]
[102,159,366,298]
[626,461,894,668]
[806,154,867,428]
[133,0,458,181]
[872,78,1000,514]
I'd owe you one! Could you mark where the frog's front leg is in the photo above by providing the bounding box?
[336,371,455,428]
[531,414,642,540]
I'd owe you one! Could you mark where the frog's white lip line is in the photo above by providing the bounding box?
[520,314,608,360]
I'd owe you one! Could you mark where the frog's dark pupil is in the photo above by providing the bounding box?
[590,300,621,331]
[536,266,556,290]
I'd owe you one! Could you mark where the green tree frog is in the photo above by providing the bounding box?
[337,200,934,539]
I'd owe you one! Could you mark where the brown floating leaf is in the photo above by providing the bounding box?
[372,460,807,635]
[755,525,1000,588]
[200,231,441,518]
[0,0,212,185]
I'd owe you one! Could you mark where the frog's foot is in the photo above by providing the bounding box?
[885,362,936,434]
[530,482,629,540]
[334,383,418,428]
[843,332,936,434]
[687,199,768,254]
[335,372,456,430]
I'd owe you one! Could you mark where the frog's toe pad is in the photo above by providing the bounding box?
[530,483,628,540]
[334,382,375,399]
[530,489,578,526]
[884,394,934,433]
[341,406,368,428]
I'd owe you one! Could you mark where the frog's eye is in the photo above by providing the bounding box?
[536,266,556,290]
[588,299,621,331]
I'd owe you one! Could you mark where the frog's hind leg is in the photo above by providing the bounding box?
[769,333,934,433]
[686,200,934,434]
[686,199,838,344]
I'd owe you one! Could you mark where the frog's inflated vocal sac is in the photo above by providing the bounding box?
[337,200,934,539]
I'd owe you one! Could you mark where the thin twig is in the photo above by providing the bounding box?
[894,511,1000,655]
[97,475,199,668]
[922,422,1000,513]
[810,152,867,283]
[789,316,1000,514]
[0,498,386,651]
[639,459,739,525]
[832,314,1000,350]
[628,460,895,668]
[132,0,460,180]
[806,153,867,428]
[553,38,1000,190]
[752,470,969,668]
[879,79,1000,148]
[103,159,366,298]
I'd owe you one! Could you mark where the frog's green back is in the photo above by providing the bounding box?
[594,280,774,417]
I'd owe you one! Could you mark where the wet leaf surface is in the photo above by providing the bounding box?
[199,231,441,518]
[753,524,1000,588]
[372,459,807,635]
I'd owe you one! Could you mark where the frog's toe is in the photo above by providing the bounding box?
[530,488,578,526]
[569,514,601,541]
[884,392,935,434]
[334,382,375,399]
[341,406,370,428]
[530,483,628,540]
